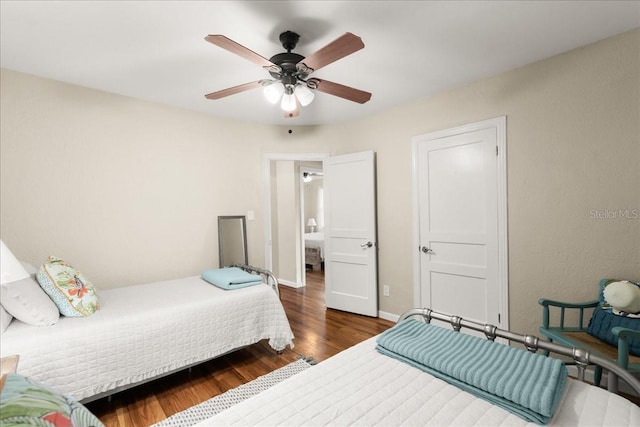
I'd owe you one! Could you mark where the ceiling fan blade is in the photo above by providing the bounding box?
[297,32,364,74]
[205,81,263,100]
[311,79,372,104]
[205,35,280,72]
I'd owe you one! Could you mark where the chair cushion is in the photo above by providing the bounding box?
[587,304,640,357]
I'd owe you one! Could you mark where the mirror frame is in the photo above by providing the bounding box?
[218,215,248,267]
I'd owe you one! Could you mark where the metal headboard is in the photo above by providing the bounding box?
[230,263,279,297]
[399,308,640,395]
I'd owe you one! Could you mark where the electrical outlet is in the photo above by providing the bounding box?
[383,285,390,297]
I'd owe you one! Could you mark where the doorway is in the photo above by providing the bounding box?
[263,153,328,289]
[301,167,324,275]
[264,151,378,318]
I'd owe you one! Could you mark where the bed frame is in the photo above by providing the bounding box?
[84,264,284,402]
[1,264,293,403]
[195,307,639,426]
[400,308,640,395]
[231,263,280,296]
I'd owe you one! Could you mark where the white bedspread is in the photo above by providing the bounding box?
[198,337,639,426]
[304,232,324,258]
[0,276,294,402]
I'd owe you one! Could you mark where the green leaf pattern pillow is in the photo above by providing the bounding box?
[36,257,99,317]
[0,373,104,426]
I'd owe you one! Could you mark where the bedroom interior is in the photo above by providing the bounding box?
[1,1,639,426]
[302,169,324,273]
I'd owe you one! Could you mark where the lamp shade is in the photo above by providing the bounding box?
[307,218,317,227]
[294,84,315,107]
[263,82,284,104]
[0,240,30,285]
[281,93,297,112]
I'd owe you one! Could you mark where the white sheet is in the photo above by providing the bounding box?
[304,232,324,258]
[198,337,640,426]
[0,276,294,401]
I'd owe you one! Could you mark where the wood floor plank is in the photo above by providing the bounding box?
[129,394,166,426]
[86,270,394,426]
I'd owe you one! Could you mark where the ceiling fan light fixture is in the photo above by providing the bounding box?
[294,84,315,107]
[281,93,297,112]
[263,81,284,104]
[205,31,371,118]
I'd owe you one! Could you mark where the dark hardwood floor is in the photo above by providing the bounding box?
[86,270,395,426]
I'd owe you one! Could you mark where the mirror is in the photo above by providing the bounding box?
[218,216,248,267]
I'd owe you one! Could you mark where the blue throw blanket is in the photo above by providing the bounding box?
[376,319,567,425]
[201,267,262,290]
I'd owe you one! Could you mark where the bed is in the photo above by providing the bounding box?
[304,231,324,270]
[0,264,294,403]
[195,308,640,426]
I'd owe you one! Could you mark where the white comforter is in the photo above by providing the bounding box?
[198,337,639,426]
[0,276,294,401]
[304,232,324,258]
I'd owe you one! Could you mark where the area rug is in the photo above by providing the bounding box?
[152,358,315,427]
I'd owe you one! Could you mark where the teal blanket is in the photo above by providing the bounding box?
[201,267,262,290]
[376,319,567,425]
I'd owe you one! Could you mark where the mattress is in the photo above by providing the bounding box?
[197,337,640,426]
[0,276,294,402]
[304,232,324,258]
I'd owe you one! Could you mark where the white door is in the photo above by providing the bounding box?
[413,117,508,328]
[324,151,378,317]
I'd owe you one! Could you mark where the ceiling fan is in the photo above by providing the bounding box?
[204,30,372,118]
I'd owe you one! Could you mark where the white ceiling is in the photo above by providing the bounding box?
[1,1,638,126]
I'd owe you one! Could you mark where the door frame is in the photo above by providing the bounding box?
[263,153,329,285]
[411,116,509,329]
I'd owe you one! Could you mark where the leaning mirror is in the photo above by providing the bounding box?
[218,215,248,267]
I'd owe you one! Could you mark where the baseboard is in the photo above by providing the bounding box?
[378,310,399,323]
[278,279,304,288]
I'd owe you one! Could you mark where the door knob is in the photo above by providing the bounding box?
[421,246,434,254]
[360,241,374,248]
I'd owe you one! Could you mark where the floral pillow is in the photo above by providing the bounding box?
[36,257,99,317]
[0,373,104,427]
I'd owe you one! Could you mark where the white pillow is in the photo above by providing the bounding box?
[0,304,12,333]
[0,276,60,326]
[0,240,30,285]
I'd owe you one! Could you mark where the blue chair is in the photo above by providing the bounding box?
[539,279,640,392]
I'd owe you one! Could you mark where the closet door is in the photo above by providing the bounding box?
[413,118,508,329]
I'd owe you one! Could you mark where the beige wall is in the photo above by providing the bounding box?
[340,29,639,334]
[0,69,335,288]
[1,29,638,336]
[274,160,300,285]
